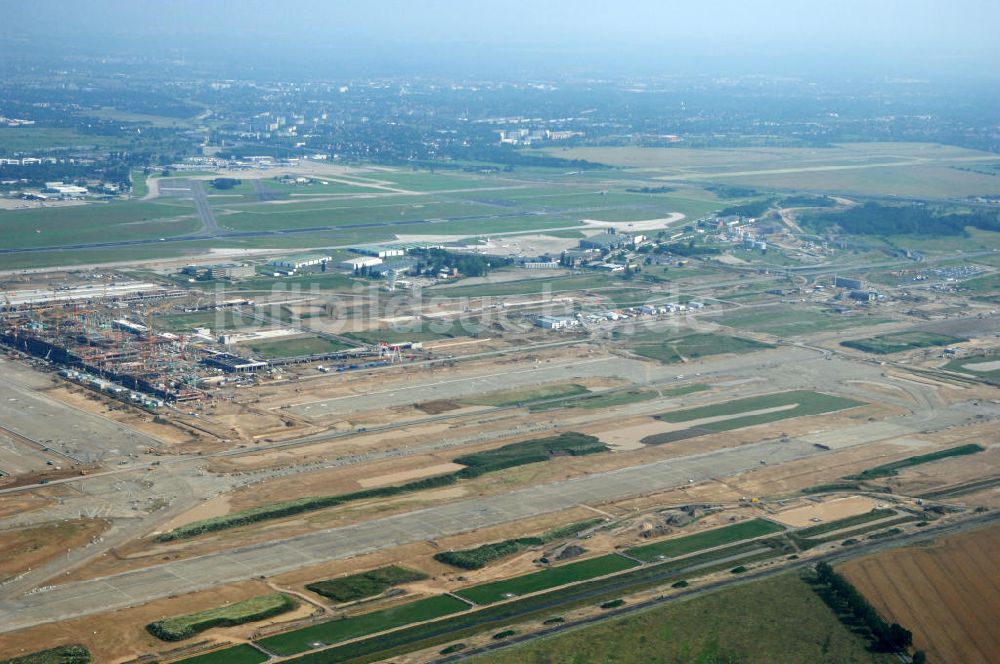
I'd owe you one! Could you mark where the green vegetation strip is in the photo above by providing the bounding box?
[434,518,604,570]
[625,519,785,563]
[810,562,912,653]
[530,384,709,413]
[306,566,427,603]
[278,540,784,664]
[461,384,590,407]
[146,593,296,642]
[841,331,965,355]
[655,390,863,429]
[455,554,639,605]
[172,644,269,664]
[257,594,469,656]
[157,432,606,541]
[846,444,985,480]
[0,646,92,664]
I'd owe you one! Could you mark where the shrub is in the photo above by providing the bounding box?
[306,566,427,602]
[0,645,92,664]
[146,594,296,642]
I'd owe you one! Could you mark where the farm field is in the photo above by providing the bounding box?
[625,519,785,563]
[455,554,639,605]
[473,572,895,664]
[841,523,1000,664]
[257,594,469,656]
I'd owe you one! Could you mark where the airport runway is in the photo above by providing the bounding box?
[1,396,991,635]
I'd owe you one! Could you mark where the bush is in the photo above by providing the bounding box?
[439,643,466,655]
[671,580,689,588]
[146,594,296,642]
[0,645,92,664]
[492,629,517,640]
[306,566,427,602]
[730,566,747,574]
[600,599,625,609]
[434,518,605,570]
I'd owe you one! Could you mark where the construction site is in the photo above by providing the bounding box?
[0,237,998,664]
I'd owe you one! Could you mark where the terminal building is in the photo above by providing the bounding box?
[208,263,255,280]
[270,254,331,270]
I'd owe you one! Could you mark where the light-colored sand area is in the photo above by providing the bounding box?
[771,495,885,528]
[356,463,465,488]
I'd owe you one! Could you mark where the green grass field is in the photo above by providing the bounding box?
[529,384,709,413]
[146,594,296,642]
[456,555,639,605]
[0,200,198,250]
[629,333,774,364]
[841,331,965,354]
[547,143,1000,199]
[242,335,352,359]
[0,127,136,152]
[172,644,269,664]
[845,444,985,480]
[626,519,785,563]
[345,321,483,344]
[655,390,863,430]
[718,306,891,337]
[471,573,894,664]
[461,383,590,407]
[155,310,256,332]
[257,594,469,656]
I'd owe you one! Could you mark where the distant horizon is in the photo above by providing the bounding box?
[2,0,999,80]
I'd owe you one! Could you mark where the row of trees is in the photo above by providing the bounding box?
[807,202,1000,237]
[813,562,913,653]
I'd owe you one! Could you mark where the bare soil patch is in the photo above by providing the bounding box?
[0,519,109,582]
[771,496,884,528]
[415,399,461,415]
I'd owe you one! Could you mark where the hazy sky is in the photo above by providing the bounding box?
[4,1,999,78]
